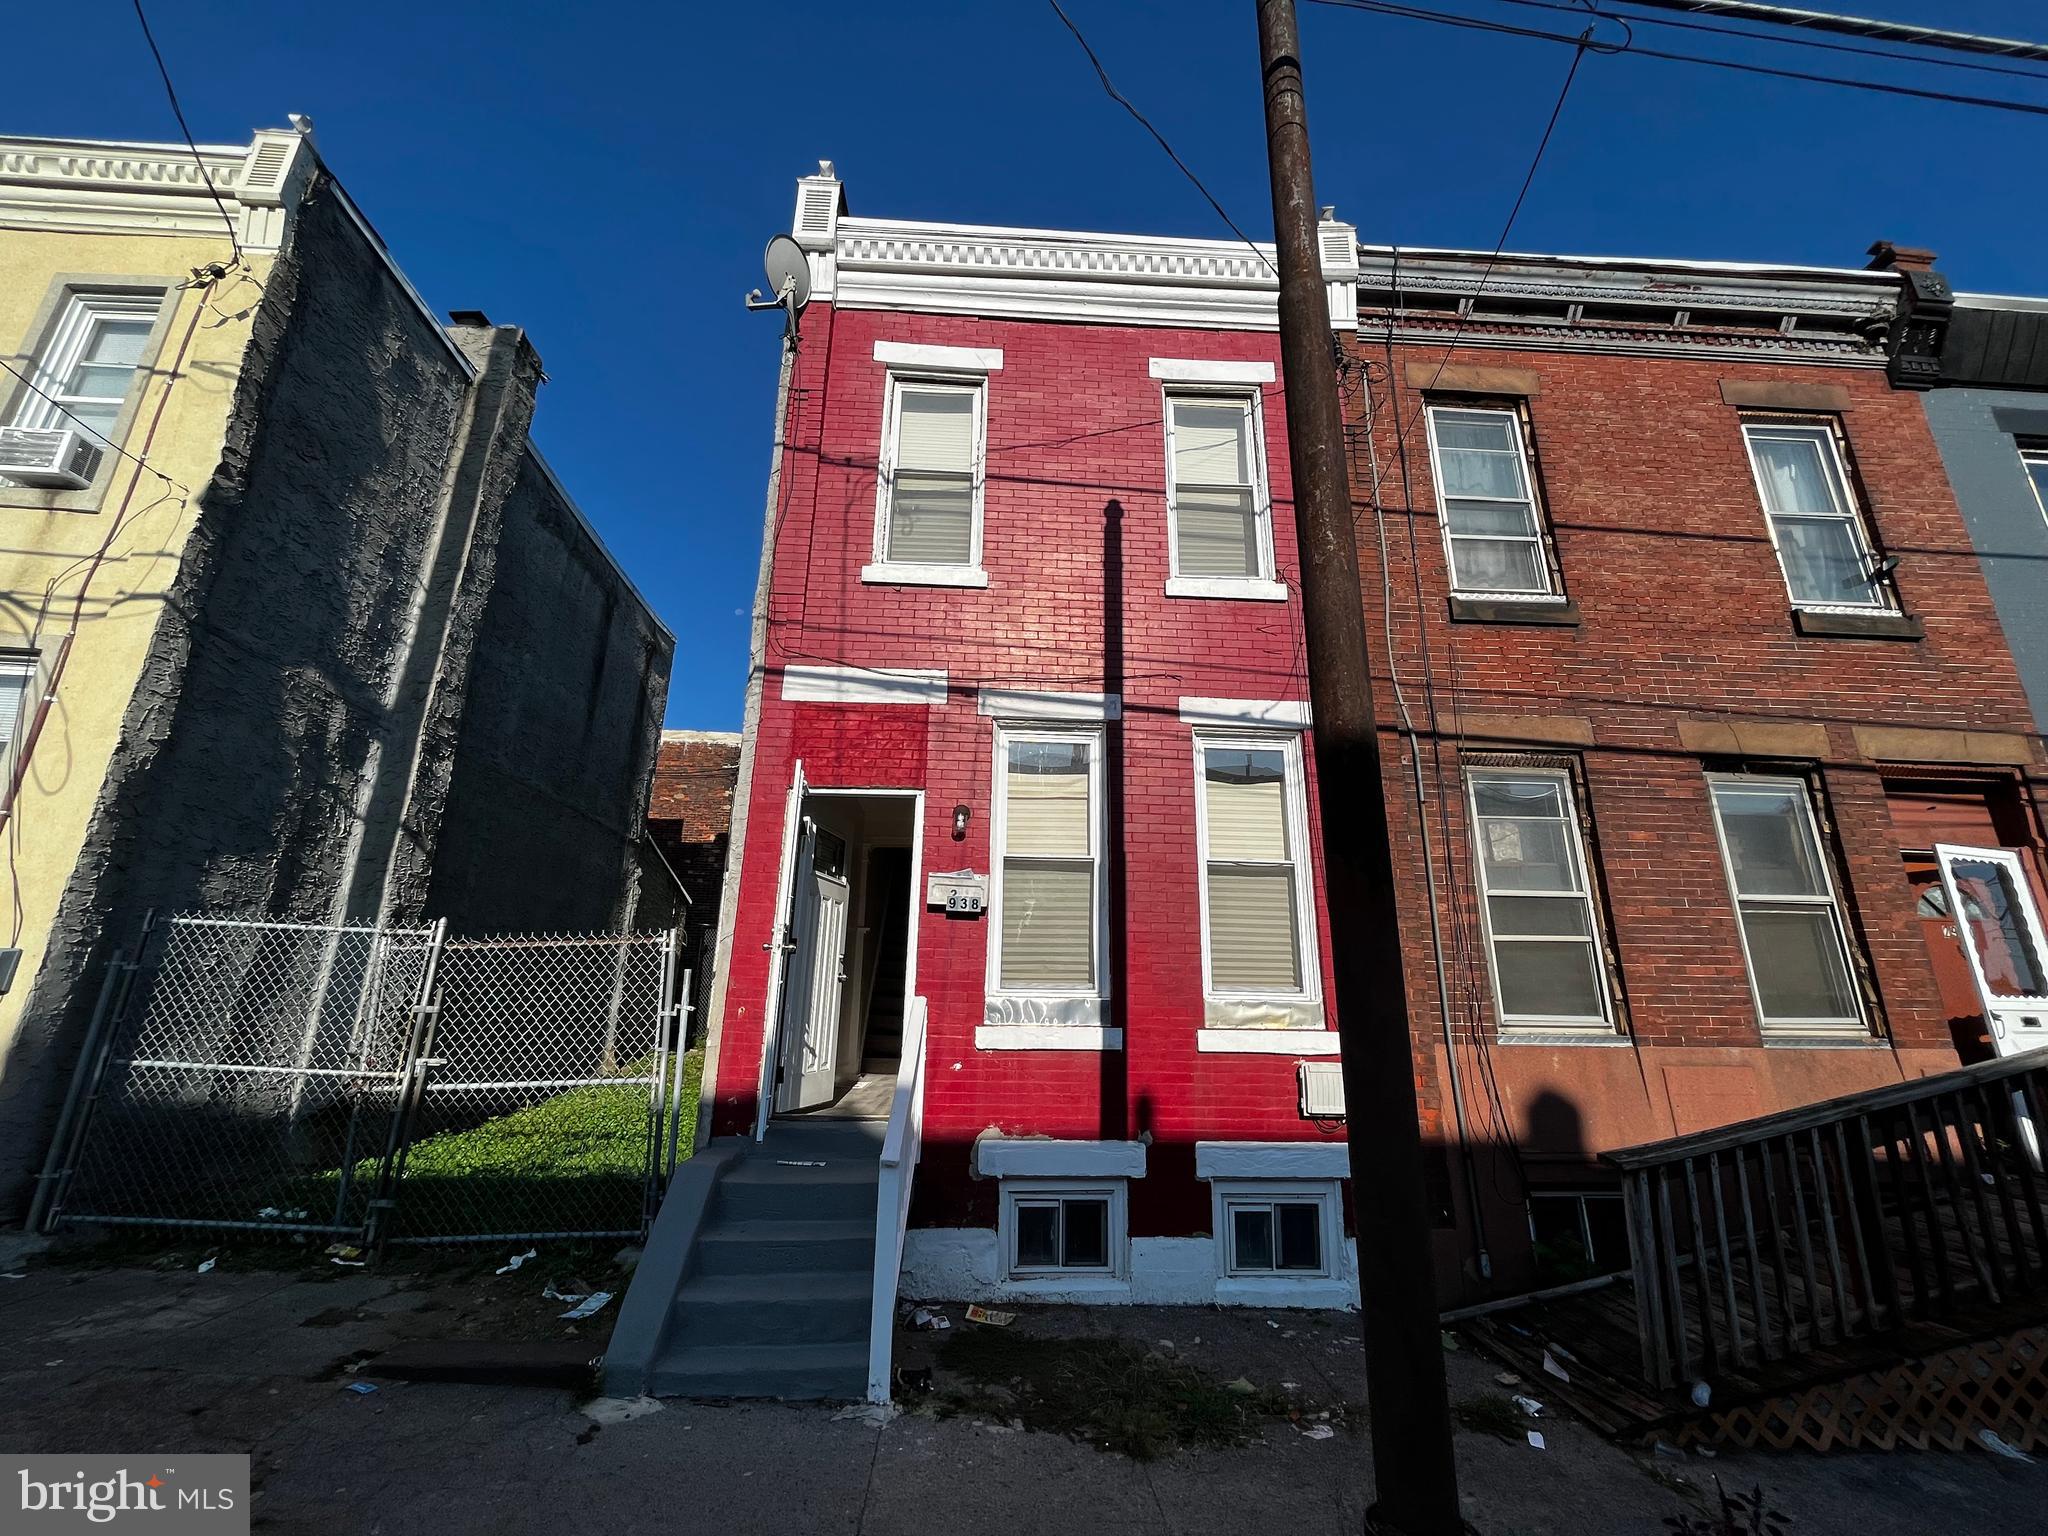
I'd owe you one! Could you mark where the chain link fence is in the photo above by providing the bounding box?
[35,915,689,1247]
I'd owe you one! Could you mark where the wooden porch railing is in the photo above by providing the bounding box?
[1606,1051,2048,1391]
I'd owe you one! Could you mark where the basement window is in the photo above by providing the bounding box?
[1215,1181,1339,1280]
[1001,1179,1127,1279]
[1528,1190,1630,1283]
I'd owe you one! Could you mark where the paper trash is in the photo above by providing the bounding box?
[560,1291,614,1321]
[964,1304,1016,1327]
[495,1248,538,1276]
[1526,1431,1546,1450]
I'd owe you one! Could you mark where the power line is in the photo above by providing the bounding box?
[1618,0,2048,65]
[1045,0,1278,277]
[130,0,246,264]
[1488,0,2048,82]
[0,353,189,495]
[1305,0,2048,117]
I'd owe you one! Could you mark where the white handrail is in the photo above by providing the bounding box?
[867,995,927,1403]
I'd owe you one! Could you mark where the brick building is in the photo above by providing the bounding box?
[646,728,742,1034]
[1345,243,2048,1298]
[678,166,2048,1374]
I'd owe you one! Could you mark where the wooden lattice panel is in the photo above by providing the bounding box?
[1670,1326,2048,1453]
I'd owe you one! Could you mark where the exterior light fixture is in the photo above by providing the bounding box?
[952,804,971,840]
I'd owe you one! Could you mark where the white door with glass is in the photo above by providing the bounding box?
[776,821,851,1111]
[1933,844,2048,1057]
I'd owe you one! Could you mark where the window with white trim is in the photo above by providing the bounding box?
[1194,732,1317,999]
[9,292,162,448]
[1707,775,1864,1033]
[1467,767,1613,1030]
[0,658,35,752]
[874,374,985,571]
[1165,391,1272,583]
[1423,403,1560,598]
[1001,1179,1126,1279]
[990,727,1103,997]
[2022,446,2048,530]
[1216,1182,1339,1279]
[1740,419,1892,612]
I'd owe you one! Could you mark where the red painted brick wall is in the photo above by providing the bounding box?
[713,301,1341,1239]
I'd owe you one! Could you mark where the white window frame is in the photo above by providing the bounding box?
[986,723,1108,1019]
[1162,386,1284,601]
[1738,418,1893,614]
[8,290,164,443]
[999,1178,1128,1281]
[1192,729,1321,1007]
[2021,446,2048,532]
[1466,766,1615,1034]
[1211,1179,1342,1282]
[1706,772,1867,1036]
[1422,401,1564,602]
[864,370,989,588]
[1527,1189,1630,1276]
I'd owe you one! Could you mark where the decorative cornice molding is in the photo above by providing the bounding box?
[0,129,314,254]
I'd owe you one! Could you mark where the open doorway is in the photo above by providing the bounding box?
[770,789,920,1121]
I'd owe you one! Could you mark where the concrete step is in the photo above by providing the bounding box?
[690,1217,875,1276]
[717,1159,878,1221]
[670,1270,871,1348]
[647,1340,868,1401]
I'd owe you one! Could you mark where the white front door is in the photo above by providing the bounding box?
[777,822,851,1111]
[1934,843,2048,1056]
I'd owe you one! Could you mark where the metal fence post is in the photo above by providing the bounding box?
[366,918,447,1251]
[25,948,136,1234]
[666,969,695,1182]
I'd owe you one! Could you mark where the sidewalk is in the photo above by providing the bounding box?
[0,1246,2038,1535]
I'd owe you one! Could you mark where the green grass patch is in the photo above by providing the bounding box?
[1454,1391,1526,1441]
[933,1327,1348,1460]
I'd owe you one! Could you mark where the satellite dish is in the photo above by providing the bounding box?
[746,235,812,341]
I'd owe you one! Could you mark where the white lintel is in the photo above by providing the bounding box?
[873,341,1004,372]
[1178,697,1313,730]
[977,688,1120,721]
[977,1138,1147,1179]
[1149,358,1276,385]
[780,665,947,706]
[1195,1141,1352,1180]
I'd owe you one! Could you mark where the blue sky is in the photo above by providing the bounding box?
[11,2,2042,728]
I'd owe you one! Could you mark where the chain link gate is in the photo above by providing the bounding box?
[35,915,688,1247]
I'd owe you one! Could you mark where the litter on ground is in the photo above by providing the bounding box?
[1541,1350,1569,1383]
[964,1304,1016,1327]
[344,1381,378,1396]
[776,1160,826,1168]
[1527,1430,1546,1450]
[1974,1429,2035,1463]
[908,1307,951,1332]
[584,1395,664,1426]
[196,1258,216,1274]
[1223,1377,1257,1396]
[559,1291,614,1321]
[1301,1424,1335,1441]
[495,1248,538,1275]
[1512,1395,1547,1418]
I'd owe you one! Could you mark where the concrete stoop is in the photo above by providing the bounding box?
[605,1118,882,1402]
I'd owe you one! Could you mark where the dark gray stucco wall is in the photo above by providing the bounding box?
[419,451,673,934]
[1921,388,2048,732]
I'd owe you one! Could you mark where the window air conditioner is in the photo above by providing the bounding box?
[0,427,103,489]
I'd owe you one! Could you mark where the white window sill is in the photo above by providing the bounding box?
[1000,1273,1131,1295]
[1791,603,1895,617]
[977,1025,1123,1051]
[1196,1028,1340,1055]
[1452,590,1567,605]
[861,562,989,588]
[1166,575,1288,602]
[1496,1029,1631,1047]
[1760,1032,1884,1049]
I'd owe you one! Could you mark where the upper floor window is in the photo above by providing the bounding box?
[990,727,1104,999]
[10,292,161,447]
[1467,767,1613,1030]
[1423,403,1561,599]
[2022,445,2048,529]
[1740,420,1891,612]
[869,373,986,583]
[1194,732,1317,999]
[1706,774,1864,1034]
[1165,392,1275,590]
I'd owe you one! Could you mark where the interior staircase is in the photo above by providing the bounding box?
[641,1117,882,1400]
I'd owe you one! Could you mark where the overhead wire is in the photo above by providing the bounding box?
[1303,0,2048,117]
[130,0,248,267]
[1046,0,1279,277]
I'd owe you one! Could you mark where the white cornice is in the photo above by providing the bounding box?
[0,128,314,254]
[819,209,1358,334]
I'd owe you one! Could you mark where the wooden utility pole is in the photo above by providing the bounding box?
[1255,3,1463,1532]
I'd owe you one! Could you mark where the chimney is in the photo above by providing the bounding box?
[447,309,494,328]
[1865,240,1938,274]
